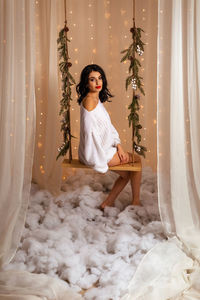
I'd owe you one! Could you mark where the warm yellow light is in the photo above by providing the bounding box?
[120,9,126,15]
[153,119,157,124]
[40,165,43,170]
[26,117,30,121]
[92,48,96,53]
[105,12,111,19]
[75,60,78,64]
[74,48,78,52]
[38,142,42,148]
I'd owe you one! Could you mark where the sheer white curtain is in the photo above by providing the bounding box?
[0,0,82,299]
[122,1,200,299]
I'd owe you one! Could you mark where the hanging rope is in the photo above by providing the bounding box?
[56,0,76,161]
[120,0,147,158]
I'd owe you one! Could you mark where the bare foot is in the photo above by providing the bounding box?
[100,199,115,209]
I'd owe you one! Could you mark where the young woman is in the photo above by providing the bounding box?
[76,64,141,209]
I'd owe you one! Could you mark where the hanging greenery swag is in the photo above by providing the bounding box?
[120,19,147,157]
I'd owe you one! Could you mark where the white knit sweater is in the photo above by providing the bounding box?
[78,99,121,173]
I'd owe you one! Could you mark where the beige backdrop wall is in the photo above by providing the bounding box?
[33,0,158,193]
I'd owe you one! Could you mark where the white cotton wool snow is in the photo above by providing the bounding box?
[6,167,166,300]
[77,272,98,290]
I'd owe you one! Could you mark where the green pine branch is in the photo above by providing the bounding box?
[56,25,76,160]
[121,23,147,158]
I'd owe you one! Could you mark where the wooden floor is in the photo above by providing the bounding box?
[62,159,142,172]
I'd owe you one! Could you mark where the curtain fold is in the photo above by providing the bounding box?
[0,0,82,299]
[122,0,200,299]
[0,0,35,268]
[32,0,62,195]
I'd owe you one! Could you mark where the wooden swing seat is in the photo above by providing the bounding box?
[62,159,141,171]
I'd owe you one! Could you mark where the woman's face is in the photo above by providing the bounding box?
[87,71,103,93]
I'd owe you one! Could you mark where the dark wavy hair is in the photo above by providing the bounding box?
[76,64,114,104]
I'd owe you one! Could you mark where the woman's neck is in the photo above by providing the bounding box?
[87,92,99,101]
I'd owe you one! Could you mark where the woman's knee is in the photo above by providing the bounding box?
[128,152,142,167]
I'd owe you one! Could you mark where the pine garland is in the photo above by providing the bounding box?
[120,21,147,157]
[56,24,76,161]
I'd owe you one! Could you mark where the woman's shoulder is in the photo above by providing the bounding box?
[82,96,99,112]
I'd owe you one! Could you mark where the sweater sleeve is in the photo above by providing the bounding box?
[83,128,109,174]
[110,123,121,147]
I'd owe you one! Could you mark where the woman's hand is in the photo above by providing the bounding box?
[117,144,129,163]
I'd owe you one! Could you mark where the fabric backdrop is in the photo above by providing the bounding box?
[32,0,158,194]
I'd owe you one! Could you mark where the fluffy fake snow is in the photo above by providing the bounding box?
[6,167,166,300]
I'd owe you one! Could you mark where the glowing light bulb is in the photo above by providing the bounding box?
[105,12,111,19]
